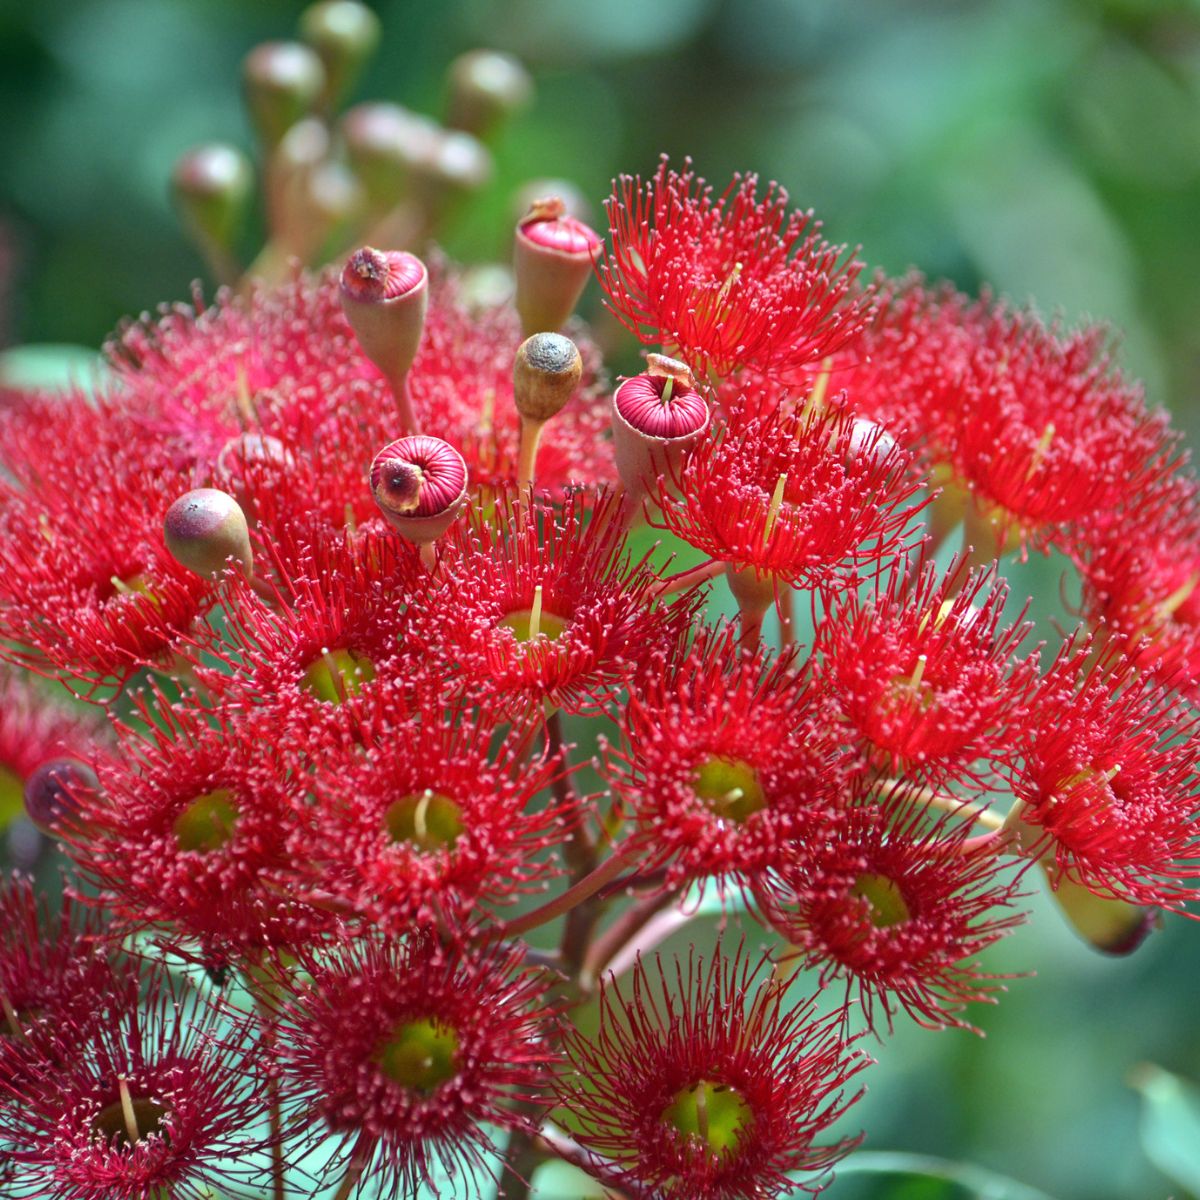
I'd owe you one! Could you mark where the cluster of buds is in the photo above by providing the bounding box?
[2,9,1200,1200]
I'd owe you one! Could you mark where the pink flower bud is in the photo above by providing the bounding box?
[611,355,710,496]
[370,435,468,544]
[164,488,253,578]
[513,195,602,336]
[24,758,99,834]
[342,102,439,209]
[340,248,429,428]
[170,144,253,250]
[299,0,381,108]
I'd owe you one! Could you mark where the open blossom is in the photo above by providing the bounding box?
[295,690,570,929]
[653,401,925,590]
[0,964,270,1200]
[754,787,1026,1032]
[558,945,868,1199]
[606,624,845,886]
[271,932,558,1198]
[599,157,871,385]
[1008,640,1200,911]
[815,557,1035,782]
[408,487,699,714]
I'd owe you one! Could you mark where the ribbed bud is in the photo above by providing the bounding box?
[445,49,533,140]
[370,435,469,543]
[242,41,326,147]
[611,355,711,496]
[24,758,99,834]
[340,248,429,420]
[170,143,254,249]
[513,195,602,336]
[513,333,583,423]
[342,102,439,209]
[163,488,253,578]
[299,0,381,108]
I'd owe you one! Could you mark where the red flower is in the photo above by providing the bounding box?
[814,557,1035,781]
[65,693,325,957]
[754,787,1026,1031]
[600,157,871,384]
[557,944,869,1199]
[408,488,698,714]
[272,932,557,1198]
[185,524,428,729]
[606,624,844,885]
[296,690,570,929]
[0,875,129,1089]
[1009,640,1200,911]
[0,393,211,691]
[0,964,270,1200]
[652,402,925,590]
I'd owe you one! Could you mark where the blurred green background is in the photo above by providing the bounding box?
[5,0,1200,1197]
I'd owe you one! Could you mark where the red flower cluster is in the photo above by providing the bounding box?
[3,126,1200,1200]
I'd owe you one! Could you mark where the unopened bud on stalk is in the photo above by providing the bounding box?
[342,103,439,211]
[407,129,493,228]
[24,758,99,834]
[164,488,253,578]
[445,49,533,140]
[340,247,429,431]
[299,0,381,109]
[242,41,325,147]
[171,144,253,254]
[1045,866,1159,955]
[513,196,602,337]
[370,435,468,544]
[611,354,710,498]
[513,333,582,495]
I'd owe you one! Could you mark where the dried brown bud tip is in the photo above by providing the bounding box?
[370,435,468,544]
[164,488,253,578]
[513,333,583,423]
[445,49,533,139]
[24,758,100,834]
[243,41,326,147]
[645,353,696,389]
[171,144,254,248]
[299,0,381,107]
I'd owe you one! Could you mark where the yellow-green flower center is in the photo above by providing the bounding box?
[300,648,376,703]
[383,790,463,851]
[498,609,569,642]
[663,1079,754,1161]
[851,872,910,929]
[173,787,238,853]
[376,1017,459,1092]
[692,756,766,823]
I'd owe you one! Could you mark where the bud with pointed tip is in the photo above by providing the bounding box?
[164,488,253,578]
[611,354,710,498]
[342,102,439,210]
[171,143,254,253]
[370,435,468,544]
[445,49,533,140]
[340,247,429,431]
[242,41,326,147]
[513,195,602,337]
[299,0,381,109]
[24,758,99,834]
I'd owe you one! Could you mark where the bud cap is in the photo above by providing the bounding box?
[513,333,583,423]
[164,488,253,578]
